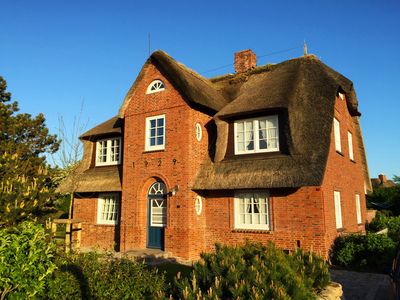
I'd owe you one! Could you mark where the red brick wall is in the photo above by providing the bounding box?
[202,188,328,258]
[120,63,213,259]
[73,193,119,250]
[321,94,367,252]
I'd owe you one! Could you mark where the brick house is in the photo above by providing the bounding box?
[59,49,371,261]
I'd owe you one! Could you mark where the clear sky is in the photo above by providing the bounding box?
[1,0,399,179]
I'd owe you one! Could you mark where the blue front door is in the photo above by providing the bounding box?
[147,181,167,250]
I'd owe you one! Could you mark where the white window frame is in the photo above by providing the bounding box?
[234,115,279,155]
[97,193,119,225]
[195,195,203,215]
[338,92,345,100]
[145,114,166,151]
[356,194,362,224]
[146,80,165,94]
[96,138,121,166]
[195,123,202,142]
[348,131,354,161]
[334,191,343,229]
[334,118,342,153]
[234,191,271,230]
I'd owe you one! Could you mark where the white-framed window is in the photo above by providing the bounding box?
[334,118,341,153]
[146,80,165,94]
[97,193,119,225]
[334,191,343,229]
[355,194,362,224]
[96,138,121,166]
[195,123,202,142]
[234,115,279,155]
[338,92,345,100]
[195,195,203,215]
[145,115,165,151]
[348,131,354,161]
[234,192,271,230]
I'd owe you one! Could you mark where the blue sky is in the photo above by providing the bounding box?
[1,0,399,179]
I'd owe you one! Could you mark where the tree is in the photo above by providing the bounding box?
[0,76,60,226]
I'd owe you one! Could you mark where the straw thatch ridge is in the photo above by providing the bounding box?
[80,116,123,139]
[118,50,229,118]
[192,56,363,190]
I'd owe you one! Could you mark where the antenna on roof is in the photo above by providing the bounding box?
[148,33,151,56]
[303,40,308,56]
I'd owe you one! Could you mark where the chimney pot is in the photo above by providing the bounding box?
[378,173,387,184]
[234,49,257,73]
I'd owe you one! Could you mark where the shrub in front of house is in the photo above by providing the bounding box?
[170,242,330,299]
[369,211,400,242]
[45,251,165,299]
[330,232,396,272]
[0,222,57,299]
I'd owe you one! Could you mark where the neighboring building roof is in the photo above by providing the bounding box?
[371,174,396,189]
[80,116,123,140]
[193,56,364,190]
[58,165,122,193]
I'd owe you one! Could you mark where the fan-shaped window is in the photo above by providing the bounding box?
[146,80,165,94]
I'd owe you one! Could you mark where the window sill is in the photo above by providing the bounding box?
[143,149,165,154]
[336,151,344,157]
[95,163,121,167]
[336,227,346,233]
[350,159,356,163]
[232,229,272,234]
[96,223,118,226]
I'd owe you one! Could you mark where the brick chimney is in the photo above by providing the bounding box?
[234,49,256,73]
[379,173,387,184]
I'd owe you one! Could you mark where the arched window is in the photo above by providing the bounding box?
[148,181,167,196]
[146,80,165,94]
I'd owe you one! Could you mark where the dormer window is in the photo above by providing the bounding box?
[146,80,165,94]
[234,115,279,155]
[96,137,121,166]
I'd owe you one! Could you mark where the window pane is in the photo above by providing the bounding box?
[236,193,270,228]
[150,137,156,146]
[150,119,156,128]
[157,118,164,127]
[157,127,163,136]
[157,136,163,145]
[150,128,156,137]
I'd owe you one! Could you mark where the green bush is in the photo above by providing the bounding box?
[369,211,400,242]
[46,251,165,299]
[170,242,330,300]
[0,222,56,299]
[330,233,396,271]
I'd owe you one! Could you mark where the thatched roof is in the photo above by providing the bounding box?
[70,51,369,192]
[118,50,229,117]
[57,165,122,193]
[80,116,123,140]
[192,55,364,190]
